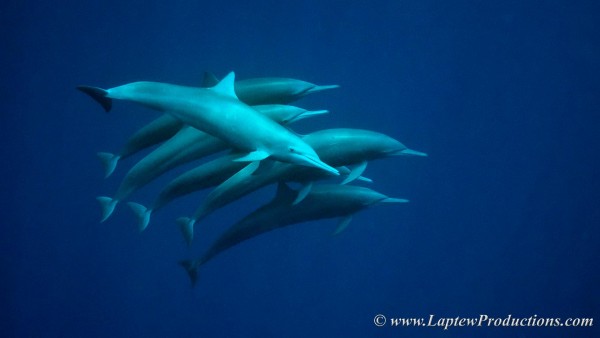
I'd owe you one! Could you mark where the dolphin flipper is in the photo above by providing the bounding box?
[234,150,270,162]
[293,181,313,205]
[333,215,353,235]
[77,85,112,112]
[97,152,120,178]
[127,202,152,232]
[341,161,368,185]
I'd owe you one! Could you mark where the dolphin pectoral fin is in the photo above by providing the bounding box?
[97,152,120,178]
[341,161,368,185]
[179,259,199,287]
[77,85,112,112]
[333,215,353,235]
[96,196,118,222]
[177,217,195,247]
[210,71,238,99]
[234,150,270,162]
[381,198,410,203]
[127,202,152,232]
[201,71,219,87]
[357,175,373,183]
[292,181,313,205]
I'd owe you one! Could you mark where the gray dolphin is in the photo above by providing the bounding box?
[180,183,408,286]
[77,72,339,176]
[177,128,426,244]
[95,105,327,222]
[202,72,340,105]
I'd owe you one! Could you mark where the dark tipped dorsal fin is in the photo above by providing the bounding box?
[201,71,219,88]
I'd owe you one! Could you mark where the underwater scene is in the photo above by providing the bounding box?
[3,0,599,337]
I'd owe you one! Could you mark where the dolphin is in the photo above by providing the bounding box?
[127,158,369,233]
[201,72,340,105]
[77,72,339,175]
[96,71,337,177]
[98,115,184,178]
[94,105,327,222]
[127,154,247,232]
[177,128,426,244]
[179,183,408,286]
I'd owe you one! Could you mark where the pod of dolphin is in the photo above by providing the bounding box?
[77,71,427,286]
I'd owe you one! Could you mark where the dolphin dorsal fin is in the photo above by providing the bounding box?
[211,71,238,99]
[202,71,219,87]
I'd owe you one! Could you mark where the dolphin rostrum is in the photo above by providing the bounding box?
[180,183,408,286]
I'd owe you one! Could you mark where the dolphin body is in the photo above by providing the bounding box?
[179,183,408,286]
[202,72,340,105]
[98,115,184,178]
[126,156,368,232]
[77,72,339,174]
[98,73,338,177]
[94,105,327,222]
[177,128,427,244]
[127,154,247,232]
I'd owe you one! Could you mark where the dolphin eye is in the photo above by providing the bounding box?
[289,147,296,153]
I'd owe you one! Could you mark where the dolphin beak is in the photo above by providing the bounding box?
[397,148,428,157]
[301,155,339,175]
[287,109,329,123]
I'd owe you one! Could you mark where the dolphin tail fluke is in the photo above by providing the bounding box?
[177,217,195,247]
[179,259,199,287]
[77,86,112,112]
[96,196,118,222]
[127,202,152,232]
[97,152,120,178]
[307,84,340,94]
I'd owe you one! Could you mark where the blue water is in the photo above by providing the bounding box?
[3,0,599,337]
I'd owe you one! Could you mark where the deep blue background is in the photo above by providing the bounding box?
[2,0,599,337]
